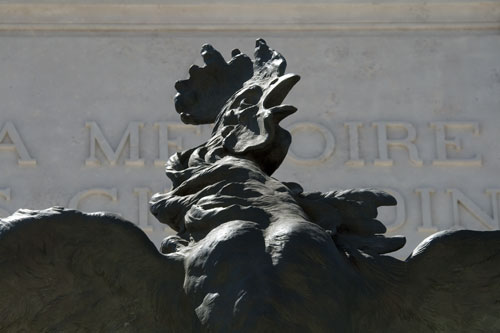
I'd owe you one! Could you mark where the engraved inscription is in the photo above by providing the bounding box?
[431,122,482,166]
[373,121,423,166]
[134,187,162,231]
[68,188,118,210]
[287,122,335,165]
[0,117,496,257]
[85,121,144,167]
[0,122,37,166]
[344,121,365,166]
[381,188,406,232]
[154,121,201,167]
[0,188,10,217]
[447,188,500,230]
[415,188,438,233]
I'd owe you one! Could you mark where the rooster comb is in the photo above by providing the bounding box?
[174,39,298,125]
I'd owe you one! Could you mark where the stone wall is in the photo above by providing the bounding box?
[1,1,499,258]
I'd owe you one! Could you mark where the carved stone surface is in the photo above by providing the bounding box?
[1,39,500,332]
[1,32,499,258]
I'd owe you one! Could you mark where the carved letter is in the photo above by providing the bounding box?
[372,122,423,167]
[431,122,481,166]
[486,189,500,229]
[134,187,151,230]
[85,121,144,166]
[0,122,37,166]
[287,122,335,165]
[447,188,499,230]
[68,188,118,210]
[134,187,165,232]
[415,188,438,233]
[0,188,11,217]
[154,121,201,166]
[381,188,406,232]
[344,122,365,166]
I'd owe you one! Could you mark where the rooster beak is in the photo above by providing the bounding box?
[263,73,301,109]
[268,105,297,122]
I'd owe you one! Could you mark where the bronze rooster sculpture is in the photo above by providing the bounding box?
[1,39,499,332]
